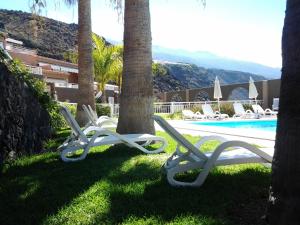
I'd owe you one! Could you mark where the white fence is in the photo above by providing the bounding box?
[61,100,262,117]
[154,100,262,114]
[109,100,262,116]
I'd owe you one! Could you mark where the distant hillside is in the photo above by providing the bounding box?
[153,62,266,93]
[0,9,81,60]
[153,46,281,79]
[0,9,268,95]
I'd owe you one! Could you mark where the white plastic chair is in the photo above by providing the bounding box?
[233,103,255,119]
[182,110,205,120]
[272,98,279,111]
[82,104,117,129]
[252,104,278,116]
[201,104,229,119]
[153,115,273,187]
[59,106,167,162]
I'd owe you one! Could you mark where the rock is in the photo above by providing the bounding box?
[0,62,51,164]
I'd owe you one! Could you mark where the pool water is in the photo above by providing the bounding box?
[192,119,277,132]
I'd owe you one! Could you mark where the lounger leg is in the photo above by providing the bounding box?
[166,141,270,187]
[61,144,90,162]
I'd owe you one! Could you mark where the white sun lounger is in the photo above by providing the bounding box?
[82,104,117,129]
[272,98,279,111]
[252,104,278,116]
[233,103,255,119]
[59,106,167,162]
[201,104,229,119]
[153,115,273,187]
[182,110,205,120]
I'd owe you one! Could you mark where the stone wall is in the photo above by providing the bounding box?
[0,62,51,163]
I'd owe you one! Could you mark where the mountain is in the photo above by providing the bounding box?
[0,9,269,94]
[153,46,281,79]
[153,62,266,93]
[0,9,80,60]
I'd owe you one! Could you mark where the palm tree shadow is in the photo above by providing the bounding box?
[96,165,270,225]
[0,144,142,225]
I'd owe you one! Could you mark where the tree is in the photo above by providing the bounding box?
[117,0,154,134]
[267,0,300,224]
[92,34,122,103]
[74,0,95,125]
[63,49,78,64]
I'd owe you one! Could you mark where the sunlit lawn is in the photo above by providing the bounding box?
[0,130,270,225]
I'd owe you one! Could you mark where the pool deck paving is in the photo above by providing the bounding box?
[155,118,276,149]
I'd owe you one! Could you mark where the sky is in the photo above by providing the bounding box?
[0,0,286,68]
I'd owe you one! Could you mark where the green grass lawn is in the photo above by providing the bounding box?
[0,131,270,225]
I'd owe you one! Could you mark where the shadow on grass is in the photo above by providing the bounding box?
[0,145,142,225]
[0,145,271,225]
[98,165,271,225]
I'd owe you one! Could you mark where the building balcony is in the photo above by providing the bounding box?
[27,66,43,76]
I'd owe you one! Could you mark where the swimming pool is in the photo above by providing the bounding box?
[191,119,277,132]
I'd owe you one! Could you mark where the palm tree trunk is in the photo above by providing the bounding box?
[75,0,95,126]
[267,1,300,224]
[101,83,107,103]
[117,0,155,134]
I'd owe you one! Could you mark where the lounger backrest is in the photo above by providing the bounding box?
[60,106,88,142]
[272,98,279,111]
[233,103,245,115]
[182,110,194,117]
[252,105,264,114]
[88,105,98,121]
[83,104,96,123]
[153,115,208,160]
[201,104,214,116]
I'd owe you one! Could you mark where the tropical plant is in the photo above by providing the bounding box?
[152,62,168,76]
[111,45,123,93]
[267,0,300,224]
[63,49,78,64]
[92,34,122,102]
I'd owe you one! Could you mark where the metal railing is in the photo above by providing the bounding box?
[153,100,262,114]
[27,66,43,75]
[61,100,263,117]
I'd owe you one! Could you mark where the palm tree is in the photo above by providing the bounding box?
[30,0,95,125]
[267,1,300,224]
[117,0,154,134]
[74,0,95,125]
[92,34,122,103]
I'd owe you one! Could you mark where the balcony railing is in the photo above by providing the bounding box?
[27,66,43,75]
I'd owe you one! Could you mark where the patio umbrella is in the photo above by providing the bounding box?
[249,76,258,105]
[214,76,222,112]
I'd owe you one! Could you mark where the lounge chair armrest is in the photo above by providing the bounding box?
[87,128,164,154]
[214,111,221,115]
[83,126,107,135]
[96,117,117,126]
[245,110,253,114]
[264,108,272,113]
[194,135,227,149]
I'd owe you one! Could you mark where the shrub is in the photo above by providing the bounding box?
[62,103,76,117]
[50,103,77,130]
[154,112,182,120]
[7,59,65,132]
[168,112,183,120]
[8,58,80,132]
[96,104,111,117]
[191,105,203,114]
[243,103,252,112]
[219,103,235,117]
